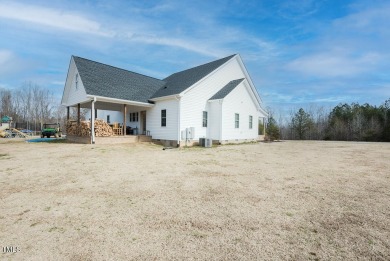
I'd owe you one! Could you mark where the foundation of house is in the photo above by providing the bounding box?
[66,135,152,144]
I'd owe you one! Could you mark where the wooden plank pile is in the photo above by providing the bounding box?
[66,119,113,137]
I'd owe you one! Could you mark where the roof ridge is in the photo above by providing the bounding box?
[72,55,165,83]
[163,54,236,80]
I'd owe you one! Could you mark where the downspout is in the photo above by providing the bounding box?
[91,96,96,144]
[175,95,181,147]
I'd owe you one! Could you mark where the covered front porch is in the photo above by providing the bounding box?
[66,96,153,144]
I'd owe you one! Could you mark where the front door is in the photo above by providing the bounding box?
[140,111,146,134]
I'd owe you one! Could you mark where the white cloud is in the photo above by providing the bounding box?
[333,3,390,36]
[312,96,351,103]
[0,50,26,77]
[51,81,65,86]
[0,2,112,37]
[130,34,223,58]
[286,51,381,78]
[0,50,13,67]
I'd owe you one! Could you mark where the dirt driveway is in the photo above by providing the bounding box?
[1,140,389,260]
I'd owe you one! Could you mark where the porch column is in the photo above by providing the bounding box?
[123,104,127,136]
[66,106,70,121]
[77,103,80,124]
[91,100,95,144]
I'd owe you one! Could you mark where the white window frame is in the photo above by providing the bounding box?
[161,109,166,127]
[202,111,208,127]
[75,73,79,90]
[130,112,139,122]
[235,113,239,128]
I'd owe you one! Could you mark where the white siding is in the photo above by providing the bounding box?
[147,99,178,140]
[208,100,222,140]
[96,110,121,124]
[180,57,246,140]
[62,58,89,106]
[221,82,260,140]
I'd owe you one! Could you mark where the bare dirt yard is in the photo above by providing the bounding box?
[0,140,389,260]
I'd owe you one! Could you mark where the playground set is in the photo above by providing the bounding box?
[0,116,31,139]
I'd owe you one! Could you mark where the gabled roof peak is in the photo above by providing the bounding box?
[164,54,236,80]
[72,56,166,103]
[72,56,163,82]
[151,54,237,98]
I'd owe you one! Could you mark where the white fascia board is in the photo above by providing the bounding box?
[62,98,91,107]
[180,55,237,96]
[149,94,181,102]
[86,95,154,107]
[235,54,263,104]
[241,80,261,110]
[61,57,73,105]
[258,106,268,117]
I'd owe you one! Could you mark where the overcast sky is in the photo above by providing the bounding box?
[0,0,389,113]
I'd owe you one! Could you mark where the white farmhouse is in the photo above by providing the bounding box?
[61,54,268,146]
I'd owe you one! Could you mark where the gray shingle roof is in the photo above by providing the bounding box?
[73,56,166,103]
[209,78,245,100]
[150,54,236,99]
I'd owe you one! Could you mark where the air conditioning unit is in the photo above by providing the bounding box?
[205,138,213,148]
[199,138,205,147]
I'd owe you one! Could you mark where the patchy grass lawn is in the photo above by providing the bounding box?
[0,141,389,260]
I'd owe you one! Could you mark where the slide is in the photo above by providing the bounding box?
[12,128,29,138]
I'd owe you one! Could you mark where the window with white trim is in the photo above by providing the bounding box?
[161,109,166,127]
[235,113,239,128]
[75,73,79,90]
[130,112,138,122]
[249,115,253,129]
[202,111,208,127]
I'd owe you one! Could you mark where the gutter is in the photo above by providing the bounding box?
[86,95,154,107]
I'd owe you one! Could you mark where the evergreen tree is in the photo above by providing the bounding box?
[292,108,314,140]
[266,116,280,141]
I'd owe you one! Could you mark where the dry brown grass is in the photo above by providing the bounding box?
[0,141,389,260]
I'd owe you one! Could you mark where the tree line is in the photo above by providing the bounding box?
[266,99,390,142]
[0,82,66,131]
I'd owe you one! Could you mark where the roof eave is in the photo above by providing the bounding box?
[86,95,154,107]
[149,94,182,102]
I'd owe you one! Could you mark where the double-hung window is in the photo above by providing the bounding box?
[235,113,239,128]
[161,109,166,127]
[202,111,208,127]
[249,115,253,129]
[130,112,138,122]
[75,73,79,90]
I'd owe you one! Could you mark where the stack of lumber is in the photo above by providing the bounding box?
[66,119,113,137]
